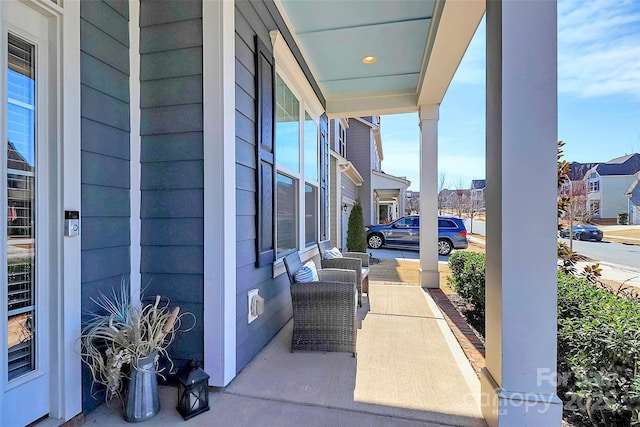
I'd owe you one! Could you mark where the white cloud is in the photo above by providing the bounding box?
[558,0,640,100]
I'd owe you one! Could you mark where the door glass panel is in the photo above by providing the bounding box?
[6,33,36,381]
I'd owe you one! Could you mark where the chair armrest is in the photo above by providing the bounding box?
[342,252,370,267]
[317,268,356,284]
[320,257,362,272]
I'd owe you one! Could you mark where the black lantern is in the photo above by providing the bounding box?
[176,360,210,420]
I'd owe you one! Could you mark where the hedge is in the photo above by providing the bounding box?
[447,252,640,426]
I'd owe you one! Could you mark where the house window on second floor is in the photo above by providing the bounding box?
[588,179,600,192]
[338,122,346,158]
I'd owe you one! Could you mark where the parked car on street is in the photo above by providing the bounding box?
[559,224,603,241]
[365,215,468,255]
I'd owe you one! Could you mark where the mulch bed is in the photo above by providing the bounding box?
[368,256,382,265]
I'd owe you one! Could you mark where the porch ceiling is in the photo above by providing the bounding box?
[275,0,485,118]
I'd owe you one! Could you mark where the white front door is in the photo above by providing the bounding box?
[1,2,52,425]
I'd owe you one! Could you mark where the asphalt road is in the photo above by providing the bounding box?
[464,218,640,270]
[558,237,640,269]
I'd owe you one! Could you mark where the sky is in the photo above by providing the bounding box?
[379,0,640,191]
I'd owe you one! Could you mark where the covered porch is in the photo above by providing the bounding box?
[84,262,485,426]
[373,172,411,223]
[275,0,562,424]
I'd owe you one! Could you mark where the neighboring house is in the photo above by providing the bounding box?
[470,179,486,211]
[0,1,561,426]
[329,116,409,249]
[625,172,640,224]
[345,116,409,226]
[373,170,411,224]
[438,188,471,213]
[560,161,599,198]
[584,154,640,220]
[328,118,364,250]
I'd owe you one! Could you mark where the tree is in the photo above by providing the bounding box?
[437,172,447,214]
[558,140,589,251]
[346,200,366,252]
[557,140,602,280]
[406,191,420,215]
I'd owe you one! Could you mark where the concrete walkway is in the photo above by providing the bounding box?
[82,281,485,426]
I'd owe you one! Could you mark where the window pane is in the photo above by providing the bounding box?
[303,112,318,181]
[275,75,299,172]
[277,174,298,254]
[305,184,318,246]
[7,33,36,381]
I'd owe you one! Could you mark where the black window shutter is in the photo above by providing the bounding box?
[255,36,276,267]
[319,114,329,240]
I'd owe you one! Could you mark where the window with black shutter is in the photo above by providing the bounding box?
[255,36,276,267]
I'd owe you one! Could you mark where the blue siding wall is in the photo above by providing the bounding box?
[234,0,327,371]
[80,0,131,412]
[235,1,293,371]
[139,0,204,374]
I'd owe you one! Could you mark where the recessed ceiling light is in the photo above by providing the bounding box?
[362,55,377,64]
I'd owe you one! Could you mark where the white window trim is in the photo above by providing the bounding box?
[272,30,323,263]
[270,30,323,119]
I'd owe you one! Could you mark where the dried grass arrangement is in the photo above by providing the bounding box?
[80,282,193,401]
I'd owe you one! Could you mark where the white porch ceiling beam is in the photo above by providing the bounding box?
[418,0,485,106]
[326,93,419,119]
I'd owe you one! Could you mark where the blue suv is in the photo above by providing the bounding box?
[365,215,468,255]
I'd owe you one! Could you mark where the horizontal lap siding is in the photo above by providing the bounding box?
[79,0,131,412]
[346,122,373,225]
[139,0,204,374]
[235,2,292,372]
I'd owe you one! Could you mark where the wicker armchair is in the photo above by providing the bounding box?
[283,252,357,355]
[317,240,370,307]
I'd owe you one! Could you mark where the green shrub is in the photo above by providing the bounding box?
[618,212,629,225]
[346,201,366,252]
[557,272,640,426]
[447,251,640,426]
[447,251,486,317]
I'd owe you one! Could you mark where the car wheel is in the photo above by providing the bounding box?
[438,239,452,256]
[572,233,580,240]
[367,234,383,249]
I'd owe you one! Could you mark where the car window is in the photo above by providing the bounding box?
[438,219,456,228]
[410,217,419,227]
[395,218,412,228]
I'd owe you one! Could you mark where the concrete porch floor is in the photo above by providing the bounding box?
[82,277,485,427]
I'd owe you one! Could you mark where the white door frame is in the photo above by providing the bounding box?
[0,0,82,421]
[0,0,82,424]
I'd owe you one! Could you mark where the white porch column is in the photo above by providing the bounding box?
[203,0,236,386]
[418,105,439,287]
[482,1,562,425]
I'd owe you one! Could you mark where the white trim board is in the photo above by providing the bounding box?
[203,0,237,387]
[129,0,142,305]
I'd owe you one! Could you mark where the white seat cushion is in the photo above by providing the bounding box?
[323,247,343,259]
[294,260,319,283]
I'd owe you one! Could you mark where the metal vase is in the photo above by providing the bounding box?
[124,352,160,423]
